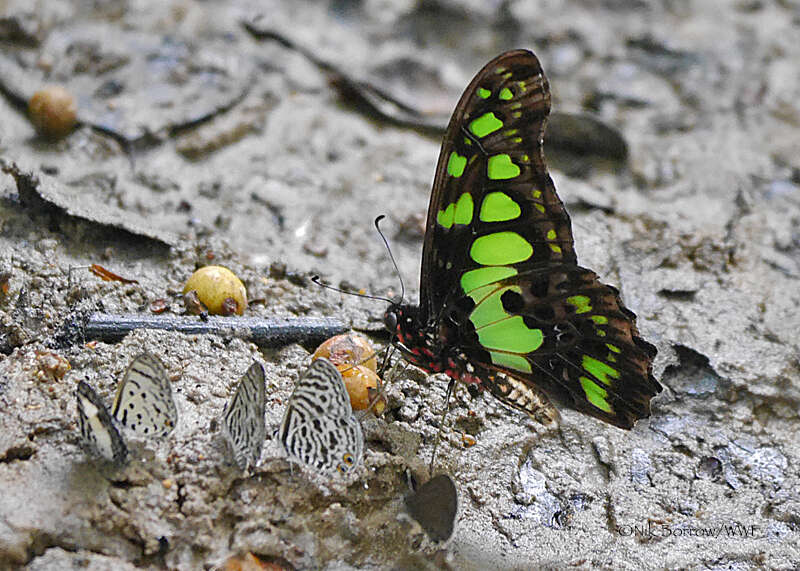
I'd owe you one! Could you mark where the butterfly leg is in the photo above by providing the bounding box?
[485,371,560,427]
[428,378,456,476]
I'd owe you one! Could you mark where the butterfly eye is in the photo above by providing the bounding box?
[343,453,354,466]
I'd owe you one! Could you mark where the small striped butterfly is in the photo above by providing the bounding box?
[222,361,266,471]
[76,381,128,465]
[112,353,178,437]
[279,358,364,477]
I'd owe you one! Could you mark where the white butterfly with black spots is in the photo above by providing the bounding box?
[112,353,178,437]
[76,381,128,465]
[222,361,266,471]
[279,358,364,477]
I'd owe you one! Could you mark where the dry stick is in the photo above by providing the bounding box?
[81,313,348,347]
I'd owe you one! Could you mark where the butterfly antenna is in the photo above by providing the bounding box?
[374,215,404,304]
[310,275,394,304]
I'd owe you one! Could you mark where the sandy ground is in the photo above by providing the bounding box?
[1,0,799,569]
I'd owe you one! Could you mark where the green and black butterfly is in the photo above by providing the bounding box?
[384,50,661,429]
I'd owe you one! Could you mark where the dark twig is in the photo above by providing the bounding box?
[242,21,628,160]
[76,313,348,347]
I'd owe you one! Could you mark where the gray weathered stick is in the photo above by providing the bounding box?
[82,313,348,347]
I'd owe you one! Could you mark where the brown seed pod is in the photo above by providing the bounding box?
[28,86,77,138]
[183,265,247,316]
[312,333,377,372]
[149,298,169,314]
[183,289,207,315]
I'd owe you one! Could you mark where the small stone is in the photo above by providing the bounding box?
[28,86,77,138]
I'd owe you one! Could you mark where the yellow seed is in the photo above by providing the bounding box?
[28,86,77,138]
[183,266,247,316]
[313,333,377,372]
[339,364,381,411]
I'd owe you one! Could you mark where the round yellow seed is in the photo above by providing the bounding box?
[313,333,384,411]
[183,266,247,316]
[312,333,377,372]
[339,365,381,411]
[28,86,77,138]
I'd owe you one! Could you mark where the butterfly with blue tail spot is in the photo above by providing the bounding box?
[279,357,364,477]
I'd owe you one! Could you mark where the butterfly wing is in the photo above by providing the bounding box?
[405,474,458,542]
[112,353,178,437]
[222,361,266,470]
[419,49,576,322]
[446,264,660,428]
[279,358,363,476]
[76,381,128,464]
[415,50,660,428]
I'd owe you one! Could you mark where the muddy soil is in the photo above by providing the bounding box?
[1,1,799,569]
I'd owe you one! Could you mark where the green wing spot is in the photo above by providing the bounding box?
[534,204,545,214]
[580,376,612,413]
[582,355,620,386]
[499,87,513,100]
[469,112,504,138]
[479,192,521,222]
[487,154,521,180]
[550,244,562,253]
[477,316,544,353]
[606,343,621,353]
[454,193,474,225]
[478,87,491,99]
[546,229,557,240]
[490,351,532,374]
[461,266,517,293]
[567,295,592,314]
[470,232,533,265]
[469,286,514,329]
[596,329,606,337]
[437,203,455,229]
[590,315,608,324]
[532,189,542,198]
[447,152,467,177]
